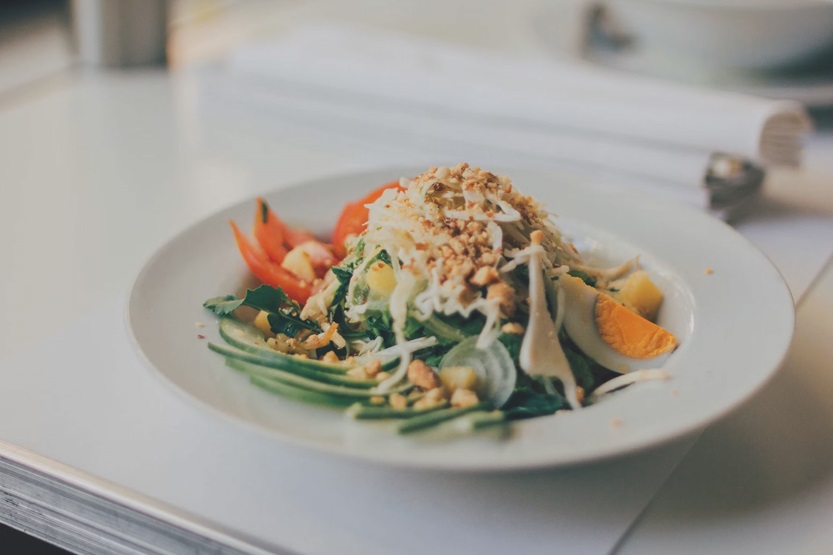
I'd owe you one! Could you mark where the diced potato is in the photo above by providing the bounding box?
[440,366,479,394]
[450,388,480,408]
[254,310,272,336]
[615,271,664,322]
[366,261,397,297]
[281,247,316,282]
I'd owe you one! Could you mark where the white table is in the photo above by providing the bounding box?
[2,5,833,554]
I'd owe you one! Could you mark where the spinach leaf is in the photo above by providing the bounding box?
[203,285,321,335]
[330,265,354,311]
[567,269,597,287]
[375,250,392,265]
[364,310,395,347]
[502,386,566,420]
[266,312,319,337]
[498,331,523,368]
[563,343,596,390]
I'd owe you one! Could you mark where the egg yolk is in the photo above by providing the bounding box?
[594,294,677,359]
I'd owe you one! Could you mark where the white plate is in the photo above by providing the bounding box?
[127,167,794,471]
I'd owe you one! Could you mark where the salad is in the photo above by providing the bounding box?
[204,164,677,435]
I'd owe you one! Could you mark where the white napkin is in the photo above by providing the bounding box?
[215,24,810,210]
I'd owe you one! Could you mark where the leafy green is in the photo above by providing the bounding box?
[266,312,315,337]
[203,295,241,316]
[502,385,565,420]
[203,285,321,336]
[364,310,395,347]
[375,250,392,265]
[244,285,299,313]
[497,331,523,368]
[563,343,595,390]
[331,265,353,284]
[419,348,447,369]
[330,265,354,312]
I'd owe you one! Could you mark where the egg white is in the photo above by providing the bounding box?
[559,275,674,374]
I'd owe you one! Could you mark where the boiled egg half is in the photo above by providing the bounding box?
[559,274,677,374]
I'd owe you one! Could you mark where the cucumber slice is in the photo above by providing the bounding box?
[397,402,490,434]
[249,375,356,408]
[219,317,398,373]
[440,337,517,409]
[209,342,378,389]
[226,358,411,399]
[346,401,450,420]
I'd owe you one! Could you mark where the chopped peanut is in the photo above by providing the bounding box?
[576,386,585,404]
[470,266,500,287]
[389,393,408,411]
[500,322,525,335]
[347,367,368,380]
[321,351,340,364]
[487,282,516,317]
[301,323,339,350]
[375,371,390,382]
[450,388,480,408]
[369,395,386,406]
[413,387,448,410]
[364,359,382,377]
[407,359,441,390]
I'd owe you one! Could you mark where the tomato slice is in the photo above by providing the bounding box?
[229,221,312,303]
[254,198,289,263]
[331,181,404,258]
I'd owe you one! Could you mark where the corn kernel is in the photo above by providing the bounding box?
[366,261,397,297]
[254,310,272,336]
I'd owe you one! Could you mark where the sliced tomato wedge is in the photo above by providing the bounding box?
[229,221,312,303]
[254,198,289,263]
[332,181,404,258]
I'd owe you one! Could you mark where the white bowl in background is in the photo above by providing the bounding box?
[607,0,833,71]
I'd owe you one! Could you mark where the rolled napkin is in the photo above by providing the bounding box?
[210,24,811,217]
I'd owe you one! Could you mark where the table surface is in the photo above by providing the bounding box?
[2,2,833,554]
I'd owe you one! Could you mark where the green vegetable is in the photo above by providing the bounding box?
[204,285,321,336]
[329,265,355,316]
[249,375,356,407]
[397,402,490,434]
[458,410,507,431]
[218,317,351,375]
[226,358,410,399]
[568,269,597,288]
[563,344,595,391]
[209,342,378,388]
[421,314,468,343]
[501,387,565,420]
[346,401,450,420]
